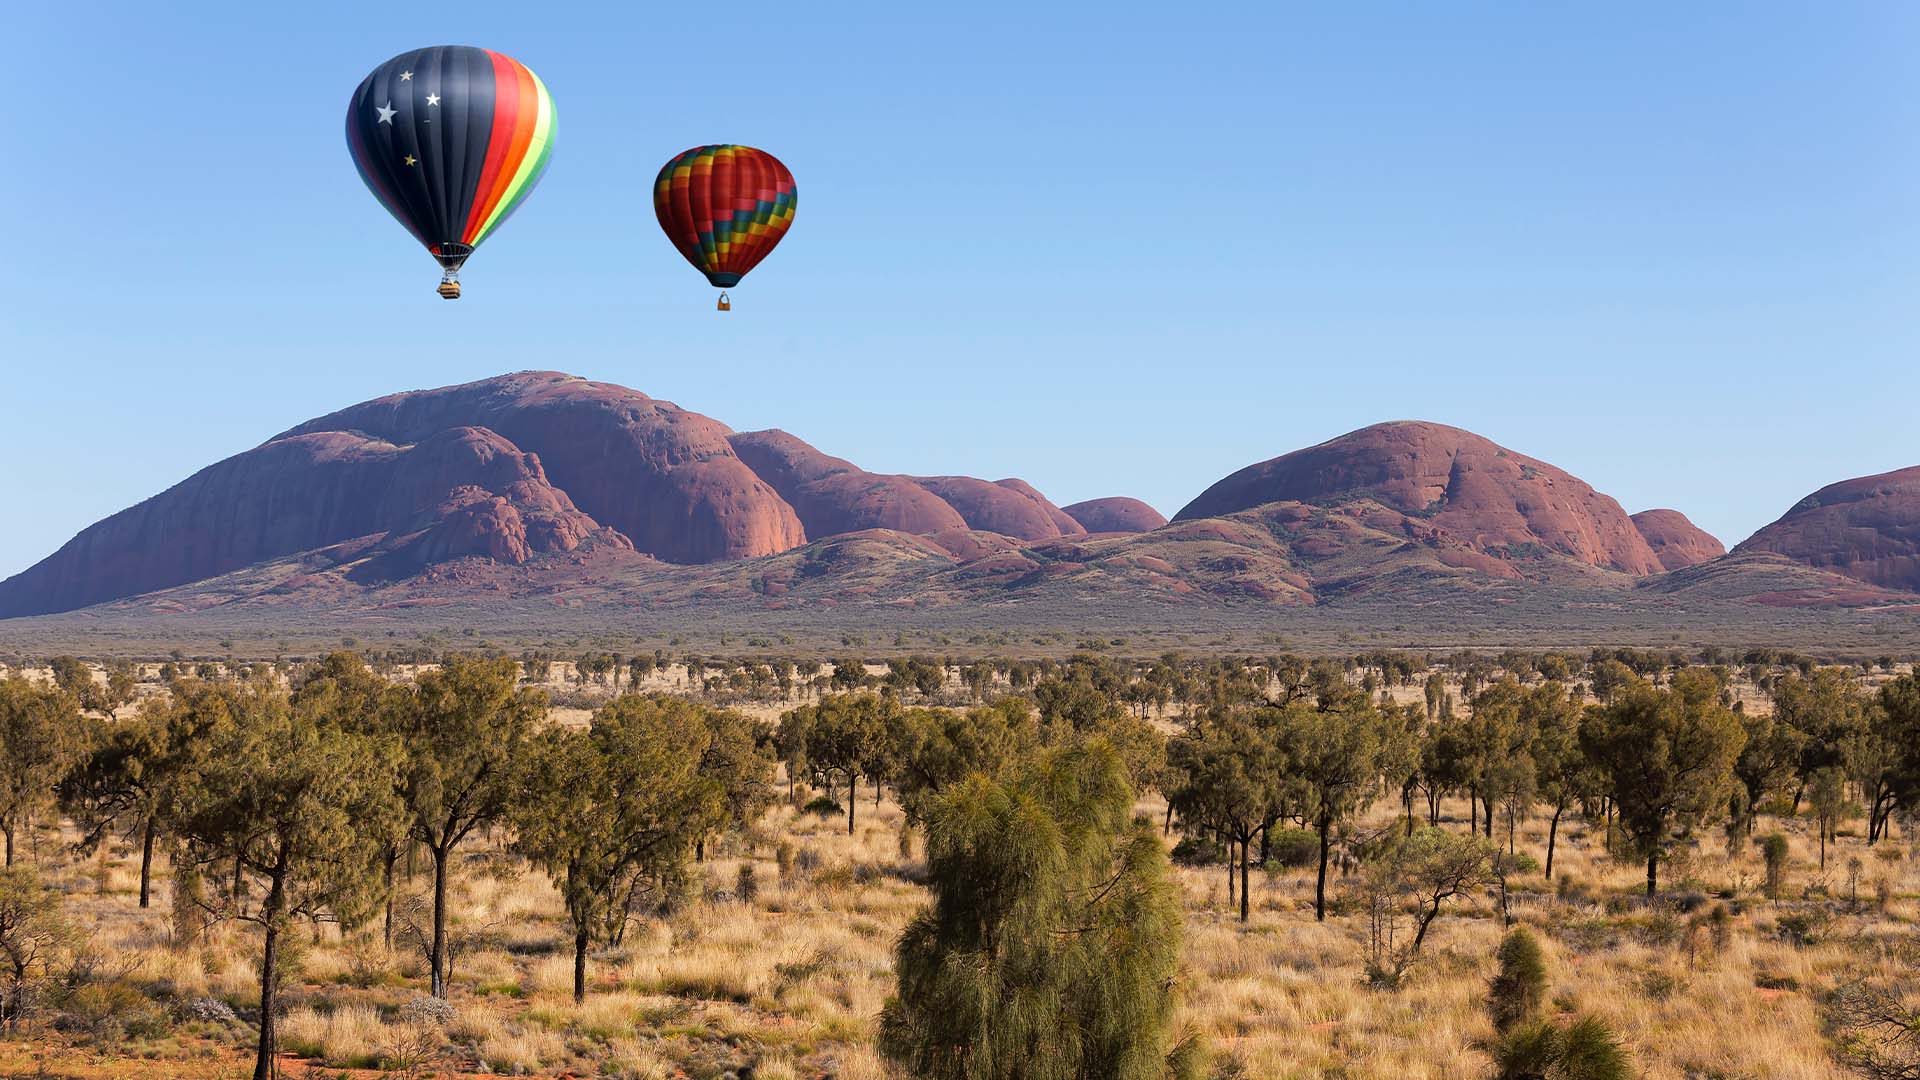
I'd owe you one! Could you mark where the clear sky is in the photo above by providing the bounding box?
[3,3,1916,579]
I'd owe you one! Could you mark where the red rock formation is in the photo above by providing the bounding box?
[910,476,1078,541]
[727,429,967,537]
[280,371,804,565]
[1061,497,1168,534]
[1631,509,1725,571]
[1733,466,1920,592]
[993,480,1087,536]
[0,424,618,617]
[1175,421,1664,575]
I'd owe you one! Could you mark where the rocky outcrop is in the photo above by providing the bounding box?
[726,430,967,538]
[1732,466,1920,592]
[279,371,804,565]
[910,476,1082,541]
[1175,421,1665,575]
[1061,497,1168,534]
[1631,509,1725,571]
[0,424,619,617]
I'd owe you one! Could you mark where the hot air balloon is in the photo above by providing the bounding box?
[653,145,796,311]
[346,46,556,299]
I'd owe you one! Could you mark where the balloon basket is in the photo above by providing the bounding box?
[437,282,462,300]
[716,291,731,312]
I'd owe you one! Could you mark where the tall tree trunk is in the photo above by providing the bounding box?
[253,871,288,1080]
[1545,807,1562,881]
[383,846,398,949]
[138,816,156,908]
[1646,849,1658,897]
[573,923,590,1004]
[848,775,859,836]
[4,822,12,867]
[1314,816,1332,922]
[1239,837,1251,923]
[430,844,450,998]
[1163,802,1173,836]
[1469,789,1478,835]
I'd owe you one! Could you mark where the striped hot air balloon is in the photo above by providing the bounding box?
[346,46,556,299]
[653,145,796,310]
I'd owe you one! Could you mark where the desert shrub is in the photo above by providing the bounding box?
[56,980,165,1041]
[802,795,843,818]
[1488,928,1548,1032]
[1762,833,1790,898]
[1264,828,1319,870]
[736,863,759,905]
[398,994,456,1027]
[775,841,797,883]
[1774,910,1830,947]
[1494,1015,1630,1080]
[1169,836,1224,867]
[181,996,239,1025]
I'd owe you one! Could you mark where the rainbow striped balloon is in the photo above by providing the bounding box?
[346,46,556,289]
[654,145,796,289]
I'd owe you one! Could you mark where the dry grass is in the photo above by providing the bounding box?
[3,699,1916,1078]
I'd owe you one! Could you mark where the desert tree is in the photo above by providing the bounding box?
[0,677,86,866]
[1274,691,1405,920]
[1524,682,1589,879]
[57,690,211,908]
[1357,825,1495,987]
[1807,765,1846,870]
[1732,707,1805,838]
[892,698,1040,823]
[0,867,71,1032]
[289,652,412,943]
[879,738,1203,1080]
[1581,669,1746,895]
[166,678,402,1080]
[789,693,891,834]
[1466,679,1540,849]
[1168,710,1285,921]
[394,655,544,996]
[1869,673,1920,844]
[511,698,730,1002]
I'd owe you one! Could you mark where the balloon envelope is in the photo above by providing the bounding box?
[346,46,556,272]
[653,145,796,288]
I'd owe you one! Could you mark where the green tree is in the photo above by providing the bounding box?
[395,656,543,996]
[1527,683,1590,879]
[512,699,729,1002]
[0,677,85,866]
[1168,710,1285,921]
[57,689,215,908]
[1807,765,1845,870]
[788,694,891,835]
[1275,693,1404,920]
[0,867,71,1031]
[1581,670,1746,895]
[167,679,402,1080]
[879,739,1200,1080]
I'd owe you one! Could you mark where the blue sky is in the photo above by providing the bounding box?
[3,3,1916,579]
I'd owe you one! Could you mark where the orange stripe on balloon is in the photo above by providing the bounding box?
[458,52,533,242]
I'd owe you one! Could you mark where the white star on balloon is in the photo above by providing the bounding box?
[376,102,397,124]
[400,70,413,81]
[426,93,440,106]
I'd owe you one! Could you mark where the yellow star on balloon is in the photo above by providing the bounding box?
[403,155,417,166]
